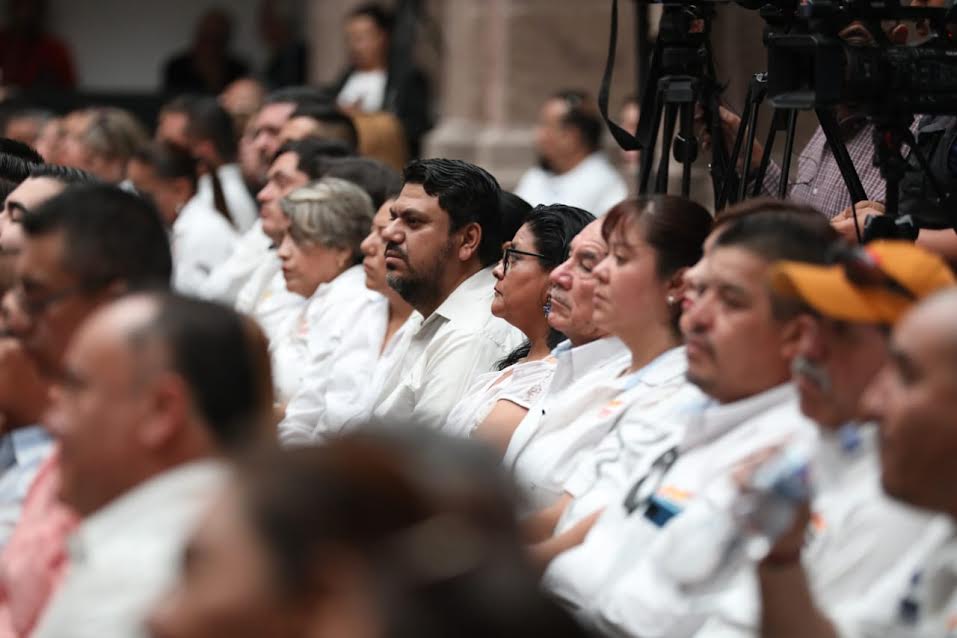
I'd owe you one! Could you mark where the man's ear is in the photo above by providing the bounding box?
[138,373,190,451]
[780,313,818,363]
[456,222,482,263]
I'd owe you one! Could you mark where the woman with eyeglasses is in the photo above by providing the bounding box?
[444,204,594,449]
[271,178,376,403]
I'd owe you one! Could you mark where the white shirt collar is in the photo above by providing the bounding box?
[72,459,226,559]
[8,425,51,468]
[428,267,496,326]
[682,383,796,451]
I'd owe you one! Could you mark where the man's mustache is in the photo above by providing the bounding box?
[792,355,832,393]
[384,242,408,262]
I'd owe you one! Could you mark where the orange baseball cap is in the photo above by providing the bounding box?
[770,240,957,325]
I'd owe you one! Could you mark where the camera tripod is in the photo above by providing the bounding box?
[634,3,735,206]
[719,72,869,211]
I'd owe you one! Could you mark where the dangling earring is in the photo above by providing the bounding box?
[543,296,552,316]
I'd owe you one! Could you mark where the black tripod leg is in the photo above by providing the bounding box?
[656,103,679,194]
[816,108,868,204]
[738,98,762,203]
[718,91,754,209]
[679,101,695,198]
[776,110,799,199]
[639,96,665,195]
[750,109,781,198]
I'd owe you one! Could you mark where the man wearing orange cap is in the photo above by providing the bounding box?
[717,241,957,638]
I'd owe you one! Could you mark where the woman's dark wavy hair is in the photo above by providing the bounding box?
[602,195,713,334]
[496,204,595,370]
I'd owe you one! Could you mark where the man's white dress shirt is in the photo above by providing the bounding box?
[694,425,937,638]
[542,385,817,637]
[0,426,52,550]
[199,220,273,305]
[171,197,238,297]
[196,163,258,233]
[33,460,227,638]
[515,152,629,217]
[371,267,524,432]
[827,518,957,638]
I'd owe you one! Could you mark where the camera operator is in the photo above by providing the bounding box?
[829,0,957,261]
[700,20,914,219]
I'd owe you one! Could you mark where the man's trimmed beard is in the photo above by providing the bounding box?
[386,238,453,312]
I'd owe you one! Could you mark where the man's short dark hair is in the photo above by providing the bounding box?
[0,138,44,199]
[402,159,504,267]
[275,137,356,181]
[28,163,99,185]
[319,156,402,208]
[552,90,603,153]
[713,209,838,320]
[22,184,172,291]
[0,138,43,166]
[131,293,272,452]
[187,97,238,162]
[290,103,359,152]
[348,3,395,33]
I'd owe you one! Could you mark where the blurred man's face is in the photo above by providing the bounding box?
[862,300,957,513]
[13,230,103,374]
[251,102,296,182]
[681,246,794,403]
[255,152,308,243]
[792,316,889,429]
[156,111,191,148]
[534,99,577,173]
[45,301,150,516]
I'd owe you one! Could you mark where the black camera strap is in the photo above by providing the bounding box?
[599,0,642,151]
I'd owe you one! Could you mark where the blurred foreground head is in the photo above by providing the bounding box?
[148,428,587,638]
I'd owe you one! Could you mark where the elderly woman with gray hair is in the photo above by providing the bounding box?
[271,177,378,402]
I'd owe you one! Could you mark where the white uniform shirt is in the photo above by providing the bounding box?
[33,461,227,638]
[828,518,957,638]
[199,220,273,305]
[269,266,373,402]
[691,425,937,638]
[503,337,640,512]
[196,163,258,233]
[279,310,421,446]
[542,385,817,636]
[371,267,524,432]
[557,380,710,533]
[171,197,238,297]
[337,70,388,112]
[514,152,629,217]
[0,426,52,550]
[443,356,557,438]
[235,255,306,346]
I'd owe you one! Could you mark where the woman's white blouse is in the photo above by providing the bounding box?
[443,356,557,438]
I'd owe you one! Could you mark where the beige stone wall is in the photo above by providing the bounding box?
[306,0,813,201]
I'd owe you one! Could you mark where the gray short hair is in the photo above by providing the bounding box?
[281,177,375,264]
